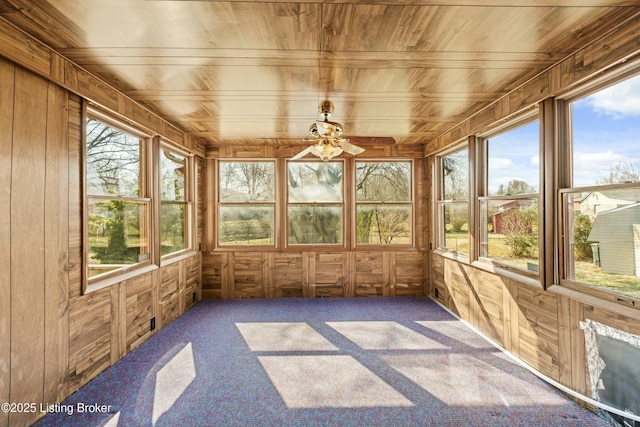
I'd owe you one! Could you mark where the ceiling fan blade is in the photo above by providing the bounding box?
[345,136,396,145]
[290,145,313,160]
[340,140,366,156]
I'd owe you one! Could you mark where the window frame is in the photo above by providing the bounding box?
[83,106,154,293]
[216,159,277,248]
[475,111,543,280]
[285,159,346,248]
[352,159,415,248]
[435,144,470,258]
[159,141,195,259]
[557,67,640,305]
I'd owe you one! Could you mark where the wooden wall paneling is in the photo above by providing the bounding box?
[196,156,205,252]
[233,252,265,298]
[303,252,314,298]
[126,272,154,351]
[383,252,393,297]
[314,252,346,298]
[221,252,235,299]
[0,58,13,427]
[67,95,83,299]
[204,158,215,252]
[43,81,70,407]
[470,269,505,346]
[430,254,447,305]
[446,260,472,320]
[355,252,384,296]
[570,299,588,396]
[0,18,51,76]
[160,263,181,326]
[394,251,425,296]
[49,51,65,85]
[67,289,112,394]
[501,279,520,357]
[516,284,560,381]
[151,268,161,337]
[179,259,186,315]
[345,252,356,297]
[9,67,48,427]
[110,282,127,364]
[185,254,201,309]
[262,253,275,299]
[274,253,304,297]
[557,294,573,388]
[201,253,222,299]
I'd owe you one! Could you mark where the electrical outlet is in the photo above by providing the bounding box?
[192,291,197,302]
[434,288,439,298]
[150,317,156,331]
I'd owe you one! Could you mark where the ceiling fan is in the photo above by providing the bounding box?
[291,101,395,161]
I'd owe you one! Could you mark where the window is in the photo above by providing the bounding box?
[479,119,540,273]
[436,147,469,254]
[355,161,412,245]
[561,72,640,300]
[287,161,343,245]
[160,145,191,256]
[86,115,151,281]
[218,161,275,245]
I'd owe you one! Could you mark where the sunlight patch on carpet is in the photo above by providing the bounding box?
[152,342,196,425]
[382,353,569,407]
[258,355,414,409]
[327,321,450,350]
[236,322,338,351]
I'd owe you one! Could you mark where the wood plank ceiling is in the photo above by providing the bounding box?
[1,1,639,148]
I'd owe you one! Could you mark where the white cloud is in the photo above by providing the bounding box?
[582,74,640,117]
[573,150,628,186]
[488,157,513,170]
[531,155,539,166]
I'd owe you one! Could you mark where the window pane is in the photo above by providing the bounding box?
[571,74,640,187]
[481,198,539,271]
[288,162,343,202]
[487,121,539,196]
[288,205,342,244]
[160,149,185,201]
[219,161,275,202]
[565,188,640,298]
[442,151,469,200]
[355,162,411,201]
[219,205,274,245]
[161,203,186,255]
[86,118,142,197]
[441,202,469,253]
[88,199,149,278]
[356,204,411,245]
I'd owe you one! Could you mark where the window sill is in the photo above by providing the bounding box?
[471,259,543,290]
[433,248,470,264]
[85,264,159,295]
[548,284,640,320]
[161,250,199,266]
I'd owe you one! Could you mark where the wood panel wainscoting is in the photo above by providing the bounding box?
[430,253,640,401]
[0,54,203,427]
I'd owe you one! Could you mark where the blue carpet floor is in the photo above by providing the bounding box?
[33,297,612,426]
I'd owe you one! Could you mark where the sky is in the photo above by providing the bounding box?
[486,73,640,193]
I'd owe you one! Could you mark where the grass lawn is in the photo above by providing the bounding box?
[575,261,640,298]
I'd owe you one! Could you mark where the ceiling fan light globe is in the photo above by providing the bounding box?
[310,142,342,161]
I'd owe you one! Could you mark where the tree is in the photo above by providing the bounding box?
[496,179,536,195]
[574,213,594,261]
[500,205,538,258]
[596,160,640,185]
